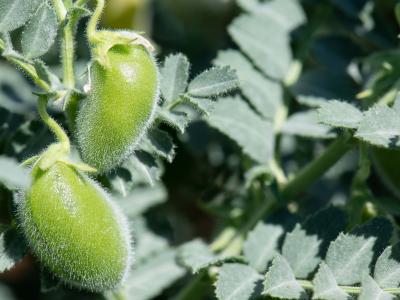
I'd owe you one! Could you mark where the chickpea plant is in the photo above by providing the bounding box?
[1,0,400,300]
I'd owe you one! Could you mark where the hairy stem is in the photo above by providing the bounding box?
[62,23,75,88]
[51,0,75,88]
[37,96,70,154]
[298,279,400,295]
[51,0,67,21]
[87,0,105,43]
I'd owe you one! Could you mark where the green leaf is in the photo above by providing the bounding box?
[0,63,36,115]
[115,184,167,218]
[355,105,400,148]
[318,100,363,129]
[0,156,30,190]
[281,110,336,139]
[125,250,185,300]
[160,54,190,103]
[374,243,400,288]
[179,239,216,274]
[207,96,274,163]
[187,66,238,98]
[228,14,292,80]
[237,0,306,31]
[312,263,350,300]
[33,60,62,90]
[243,221,284,272]
[325,218,392,285]
[215,263,262,300]
[131,217,169,263]
[282,224,321,279]
[146,128,176,162]
[359,275,394,300]
[0,0,42,32]
[263,254,306,299]
[183,96,215,116]
[157,109,189,134]
[21,2,58,59]
[0,228,27,272]
[214,50,283,120]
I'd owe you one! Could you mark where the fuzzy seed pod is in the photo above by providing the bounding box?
[76,44,159,173]
[16,162,133,292]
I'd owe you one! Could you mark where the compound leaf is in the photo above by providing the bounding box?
[325,218,392,285]
[312,263,350,300]
[263,254,306,299]
[359,275,394,300]
[21,2,58,58]
[374,243,400,288]
[228,14,292,80]
[207,96,274,163]
[281,110,336,139]
[243,221,284,272]
[0,0,42,32]
[160,54,190,103]
[318,100,363,129]
[188,66,238,98]
[355,105,400,148]
[216,263,262,300]
[214,50,283,121]
[125,249,185,300]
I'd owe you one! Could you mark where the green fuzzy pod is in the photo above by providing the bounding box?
[76,44,159,173]
[16,162,133,292]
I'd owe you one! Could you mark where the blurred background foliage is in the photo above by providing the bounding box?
[1,0,400,299]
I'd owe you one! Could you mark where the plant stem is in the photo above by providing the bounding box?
[37,96,70,154]
[87,0,105,43]
[281,133,353,199]
[0,39,51,92]
[51,0,67,21]
[61,22,75,88]
[51,0,75,88]
[298,279,400,295]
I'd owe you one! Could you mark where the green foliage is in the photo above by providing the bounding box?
[0,0,400,299]
[21,2,58,59]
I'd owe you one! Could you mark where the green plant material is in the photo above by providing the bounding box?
[371,147,400,199]
[243,221,284,273]
[21,2,58,59]
[207,96,274,163]
[0,0,43,32]
[281,110,336,139]
[0,156,30,190]
[76,44,159,173]
[374,243,400,289]
[263,254,306,299]
[16,162,133,292]
[124,249,185,300]
[0,228,28,272]
[214,50,283,121]
[215,263,262,300]
[318,100,363,129]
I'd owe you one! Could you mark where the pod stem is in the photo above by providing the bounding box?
[38,96,70,155]
[87,0,105,44]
